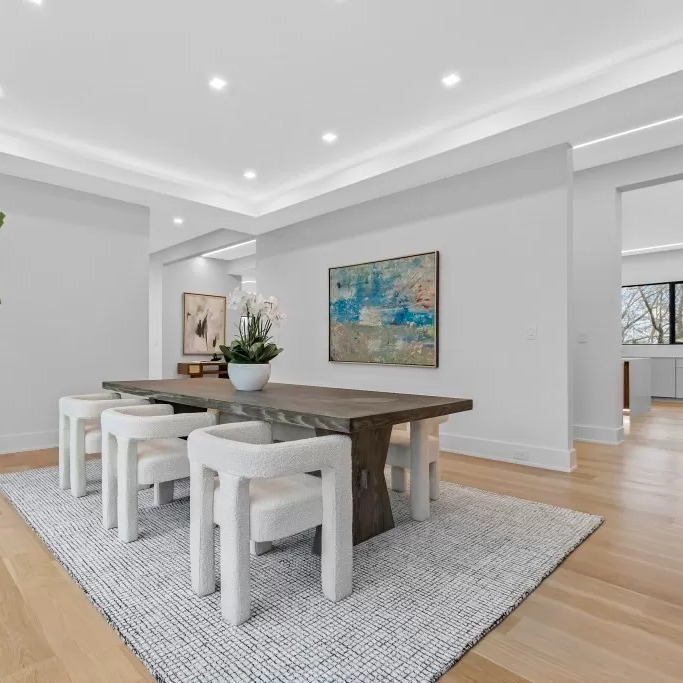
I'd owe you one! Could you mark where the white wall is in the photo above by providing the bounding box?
[0,174,149,454]
[257,146,575,471]
[241,275,257,293]
[161,257,240,378]
[622,249,683,286]
[573,144,683,445]
[621,179,683,252]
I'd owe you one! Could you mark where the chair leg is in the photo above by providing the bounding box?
[190,462,217,597]
[409,420,430,521]
[102,432,117,529]
[58,412,70,490]
[429,458,440,501]
[250,540,273,556]
[69,417,87,498]
[220,474,251,625]
[154,480,174,506]
[320,468,353,602]
[117,438,139,543]
[390,465,406,492]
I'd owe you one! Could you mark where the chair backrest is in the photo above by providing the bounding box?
[101,403,216,440]
[59,393,148,419]
[188,421,352,480]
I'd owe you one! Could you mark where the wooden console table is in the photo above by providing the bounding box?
[177,361,228,378]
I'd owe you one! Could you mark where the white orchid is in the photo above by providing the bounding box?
[221,288,286,365]
[226,288,286,323]
[264,295,286,326]
[251,293,269,317]
[227,288,248,312]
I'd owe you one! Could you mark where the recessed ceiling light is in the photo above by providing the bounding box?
[209,76,227,91]
[243,169,257,180]
[322,131,338,144]
[441,72,461,88]
[173,217,184,225]
[26,0,43,5]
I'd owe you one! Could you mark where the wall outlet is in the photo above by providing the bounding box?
[513,448,529,462]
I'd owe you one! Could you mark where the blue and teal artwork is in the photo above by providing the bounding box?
[329,251,438,367]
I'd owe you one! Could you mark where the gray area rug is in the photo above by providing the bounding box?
[0,462,602,682]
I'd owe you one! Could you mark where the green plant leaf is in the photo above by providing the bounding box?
[222,313,284,363]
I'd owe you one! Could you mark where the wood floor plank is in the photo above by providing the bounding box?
[0,658,71,683]
[0,559,54,679]
[0,403,682,681]
[3,545,145,682]
[440,652,531,682]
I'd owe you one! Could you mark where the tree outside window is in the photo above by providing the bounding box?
[621,282,682,344]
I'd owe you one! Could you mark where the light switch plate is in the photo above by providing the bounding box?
[526,325,538,341]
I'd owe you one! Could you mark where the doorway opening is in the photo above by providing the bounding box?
[620,177,683,437]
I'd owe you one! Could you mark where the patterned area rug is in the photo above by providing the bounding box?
[0,462,601,683]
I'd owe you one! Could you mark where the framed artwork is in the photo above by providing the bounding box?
[182,292,226,355]
[329,251,439,367]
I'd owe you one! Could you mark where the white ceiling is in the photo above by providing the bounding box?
[622,179,683,252]
[3,0,683,250]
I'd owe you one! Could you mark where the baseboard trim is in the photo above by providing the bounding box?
[439,432,576,472]
[0,430,59,455]
[573,424,624,445]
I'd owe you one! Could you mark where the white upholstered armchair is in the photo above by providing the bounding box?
[58,392,148,497]
[188,421,353,625]
[100,404,216,542]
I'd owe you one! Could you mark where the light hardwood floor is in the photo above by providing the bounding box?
[1,403,682,682]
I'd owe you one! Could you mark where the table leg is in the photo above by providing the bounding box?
[410,419,430,521]
[315,425,394,545]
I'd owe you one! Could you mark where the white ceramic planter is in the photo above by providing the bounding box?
[228,363,271,391]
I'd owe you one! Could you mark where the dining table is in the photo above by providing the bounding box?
[103,378,473,544]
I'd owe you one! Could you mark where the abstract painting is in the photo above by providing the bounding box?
[329,251,438,366]
[183,292,226,355]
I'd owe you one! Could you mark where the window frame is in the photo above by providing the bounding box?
[621,279,683,345]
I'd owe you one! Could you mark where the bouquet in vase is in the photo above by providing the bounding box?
[220,289,286,366]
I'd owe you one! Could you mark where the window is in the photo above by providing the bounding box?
[621,281,683,344]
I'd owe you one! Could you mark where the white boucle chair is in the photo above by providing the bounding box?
[188,421,353,625]
[100,404,216,543]
[58,392,149,497]
[388,416,448,519]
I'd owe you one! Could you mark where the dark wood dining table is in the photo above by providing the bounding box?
[103,378,473,544]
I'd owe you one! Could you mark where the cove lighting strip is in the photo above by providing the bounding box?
[622,242,683,256]
[202,239,256,258]
[574,114,683,149]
